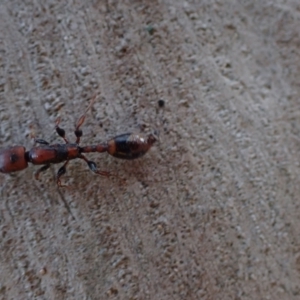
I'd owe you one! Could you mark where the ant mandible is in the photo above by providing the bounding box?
[0,94,157,186]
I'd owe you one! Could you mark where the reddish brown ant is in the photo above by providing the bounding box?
[0,95,157,186]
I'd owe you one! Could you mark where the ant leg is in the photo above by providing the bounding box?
[79,154,110,177]
[55,117,69,144]
[57,160,70,187]
[35,164,50,180]
[74,115,84,144]
[35,139,49,145]
[74,93,97,144]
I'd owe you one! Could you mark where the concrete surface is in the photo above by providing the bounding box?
[0,1,300,299]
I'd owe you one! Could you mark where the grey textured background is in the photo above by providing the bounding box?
[1,1,300,299]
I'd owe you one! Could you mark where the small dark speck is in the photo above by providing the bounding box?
[150,201,159,208]
[146,25,156,35]
[141,181,148,188]
[158,99,165,108]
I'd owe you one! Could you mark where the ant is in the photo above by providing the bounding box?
[0,95,157,186]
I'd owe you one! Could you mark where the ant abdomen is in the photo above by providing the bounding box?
[107,133,157,160]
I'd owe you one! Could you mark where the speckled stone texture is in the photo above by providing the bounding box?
[0,1,300,299]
